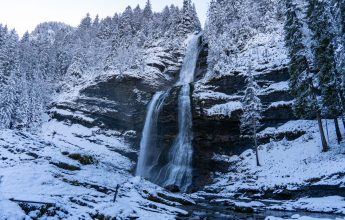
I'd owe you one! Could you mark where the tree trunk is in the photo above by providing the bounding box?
[317,112,329,152]
[338,95,345,130]
[334,67,345,130]
[334,118,342,144]
[325,119,330,143]
[253,120,261,166]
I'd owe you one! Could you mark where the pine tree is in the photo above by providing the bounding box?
[178,0,201,36]
[329,0,345,128]
[93,15,100,28]
[241,63,262,166]
[79,13,92,30]
[191,4,201,31]
[284,0,308,100]
[284,0,329,151]
[0,28,19,129]
[133,5,143,33]
[307,0,343,144]
[143,0,153,19]
[0,74,17,129]
[119,6,134,38]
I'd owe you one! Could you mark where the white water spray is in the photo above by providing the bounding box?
[161,34,201,191]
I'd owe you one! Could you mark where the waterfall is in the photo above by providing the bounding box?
[160,34,201,191]
[136,34,201,192]
[136,91,169,178]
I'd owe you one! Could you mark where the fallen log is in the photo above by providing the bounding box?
[9,198,55,206]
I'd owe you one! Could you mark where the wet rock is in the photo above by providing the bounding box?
[165,185,180,193]
[157,192,195,206]
[233,205,254,214]
[147,194,180,207]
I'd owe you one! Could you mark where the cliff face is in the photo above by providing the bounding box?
[190,27,302,189]
[48,29,300,190]
[49,38,186,163]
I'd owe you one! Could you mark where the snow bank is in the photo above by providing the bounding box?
[206,101,243,117]
[212,120,345,192]
[270,196,345,214]
[261,81,290,94]
[268,100,294,109]
[0,120,186,219]
[0,196,26,220]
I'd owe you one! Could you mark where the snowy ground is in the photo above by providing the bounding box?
[2,120,345,219]
[206,119,345,216]
[0,120,189,219]
[2,114,345,218]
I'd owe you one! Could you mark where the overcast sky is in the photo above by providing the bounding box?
[0,0,209,36]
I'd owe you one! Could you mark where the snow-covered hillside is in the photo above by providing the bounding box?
[0,119,193,219]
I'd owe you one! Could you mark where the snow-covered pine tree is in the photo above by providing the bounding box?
[168,5,181,37]
[93,15,100,28]
[119,6,134,39]
[13,32,33,129]
[178,0,201,36]
[329,0,345,128]
[161,6,171,35]
[241,63,262,166]
[307,0,343,144]
[191,3,201,31]
[79,13,92,30]
[0,28,19,129]
[141,1,154,40]
[133,5,143,34]
[0,74,17,129]
[143,0,153,20]
[64,53,86,87]
[284,0,309,101]
[284,0,329,151]
[204,0,223,75]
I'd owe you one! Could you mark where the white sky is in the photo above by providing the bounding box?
[0,0,209,36]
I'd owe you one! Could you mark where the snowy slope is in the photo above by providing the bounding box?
[203,119,345,215]
[0,120,190,219]
[210,120,345,191]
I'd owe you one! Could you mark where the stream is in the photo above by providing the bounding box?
[179,198,345,220]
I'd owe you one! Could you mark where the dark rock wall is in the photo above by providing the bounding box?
[190,44,299,190]
[50,37,298,191]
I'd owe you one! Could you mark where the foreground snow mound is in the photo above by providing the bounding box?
[0,121,187,219]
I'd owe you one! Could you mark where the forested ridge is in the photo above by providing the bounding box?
[0,0,200,130]
[205,0,345,150]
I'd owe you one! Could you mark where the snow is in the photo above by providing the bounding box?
[269,100,294,108]
[50,108,95,123]
[0,197,26,220]
[270,196,345,214]
[212,119,345,192]
[0,120,188,219]
[261,81,290,94]
[195,90,236,101]
[206,101,243,117]
[205,22,289,80]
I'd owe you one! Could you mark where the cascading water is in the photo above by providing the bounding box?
[136,91,169,178]
[160,34,201,191]
[136,34,201,192]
